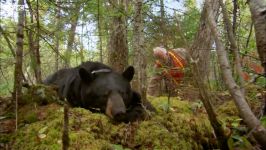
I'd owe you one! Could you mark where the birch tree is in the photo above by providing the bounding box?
[219,0,245,94]
[191,0,219,83]
[206,0,266,148]
[189,1,229,149]
[97,0,103,63]
[248,0,266,77]
[107,0,128,72]
[132,0,147,100]
[55,0,61,71]
[26,0,42,83]
[65,2,82,67]
[13,0,25,130]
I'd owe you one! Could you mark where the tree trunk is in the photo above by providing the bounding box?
[190,62,229,150]
[248,0,266,77]
[108,0,128,72]
[98,0,103,63]
[55,0,61,71]
[232,0,238,35]
[245,22,253,49]
[159,0,168,48]
[206,0,266,148]
[13,0,25,130]
[191,0,219,83]
[26,0,39,83]
[219,0,245,95]
[189,1,229,149]
[65,3,81,68]
[34,0,42,83]
[132,0,147,101]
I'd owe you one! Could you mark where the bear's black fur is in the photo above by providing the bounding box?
[44,61,152,122]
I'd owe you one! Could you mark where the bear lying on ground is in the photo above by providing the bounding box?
[43,61,154,122]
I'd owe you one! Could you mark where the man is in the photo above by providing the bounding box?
[147,47,188,96]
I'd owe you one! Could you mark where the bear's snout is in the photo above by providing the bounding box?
[105,91,126,121]
[113,112,127,122]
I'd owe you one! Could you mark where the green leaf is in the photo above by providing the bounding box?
[38,126,48,134]
[112,144,124,150]
[232,135,243,143]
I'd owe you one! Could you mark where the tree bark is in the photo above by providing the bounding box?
[232,0,238,35]
[26,0,41,83]
[98,0,103,63]
[219,0,245,94]
[108,0,128,72]
[159,0,168,48]
[55,0,61,71]
[190,62,229,150]
[34,0,42,83]
[65,3,81,68]
[132,0,147,101]
[206,0,266,148]
[248,0,266,77]
[13,0,25,130]
[62,102,69,150]
[191,0,219,83]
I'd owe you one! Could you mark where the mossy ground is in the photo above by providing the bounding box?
[0,84,265,150]
[6,96,215,150]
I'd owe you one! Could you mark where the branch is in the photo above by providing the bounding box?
[0,26,15,57]
[219,0,245,94]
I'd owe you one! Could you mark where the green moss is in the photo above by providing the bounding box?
[21,84,60,105]
[23,111,38,123]
[11,96,225,149]
[5,83,263,149]
[217,100,238,116]
[0,133,12,144]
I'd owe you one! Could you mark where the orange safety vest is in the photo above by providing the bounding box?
[155,50,186,81]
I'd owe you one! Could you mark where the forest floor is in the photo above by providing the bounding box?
[0,84,265,150]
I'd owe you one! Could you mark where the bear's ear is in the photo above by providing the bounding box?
[79,68,94,83]
[122,66,134,81]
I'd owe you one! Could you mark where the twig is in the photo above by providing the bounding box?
[62,100,69,150]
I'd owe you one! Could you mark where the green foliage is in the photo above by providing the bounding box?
[261,116,266,128]
[0,82,12,96]
[254,77,266,87]
[228,136,253,150]
[180,0,200,43]
[23,111,38,124]
[215,85,265,149]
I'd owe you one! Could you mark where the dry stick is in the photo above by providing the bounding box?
[15,90,18,131]
[245,22,253,49]
[0,26,15,57]
[206,0,266,148]
[62,100,69,150]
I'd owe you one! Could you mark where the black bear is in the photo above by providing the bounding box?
[44,61,152,122]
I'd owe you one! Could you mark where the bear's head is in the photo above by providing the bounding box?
[78,66,135,122]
